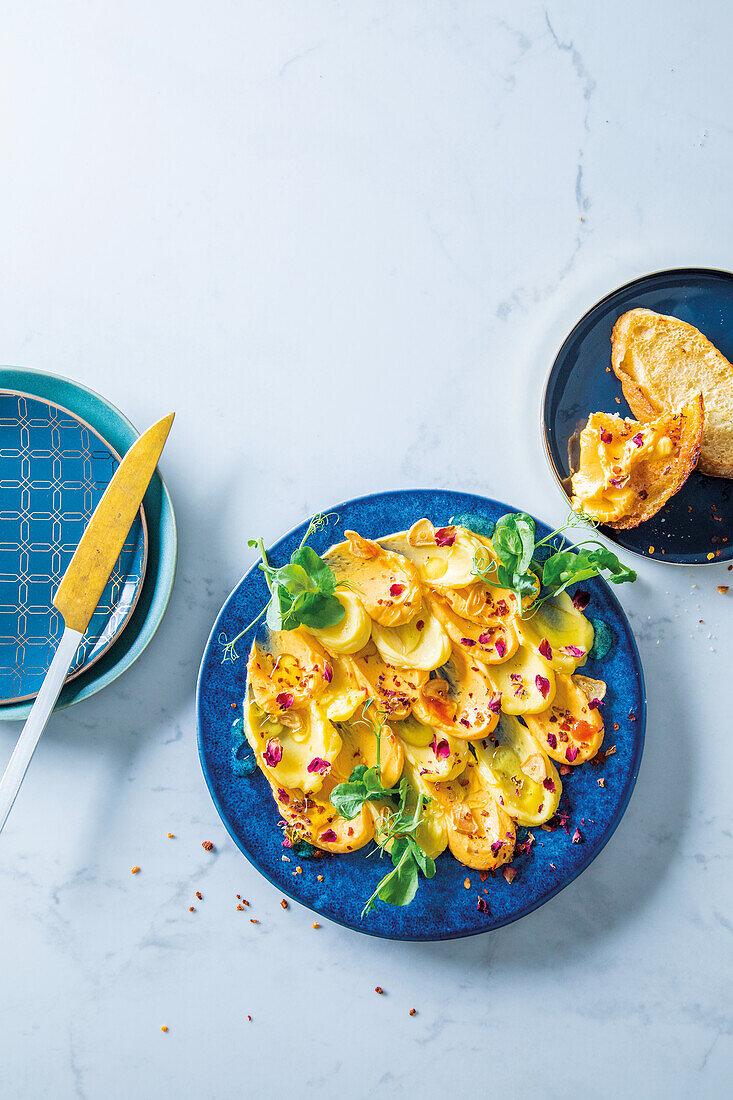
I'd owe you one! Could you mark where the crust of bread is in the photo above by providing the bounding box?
[608,395,704,528]
[611,308,733,478]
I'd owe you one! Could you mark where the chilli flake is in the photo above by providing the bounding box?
[434,527,456,547]
[539,638,553,660]
[561,645,585,658]
[276,692,294,710]
[307,757,331,776]
[432,737,450,761]
[277,788,290,804]
[264,738,283,767]
[389,583,405,598]
[535,675,550,699]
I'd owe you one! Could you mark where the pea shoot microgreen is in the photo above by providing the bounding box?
[330,699,436,918]
[220,512,344,662]
[472,509,636,615]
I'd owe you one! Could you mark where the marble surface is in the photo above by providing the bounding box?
[1,3,732,1097]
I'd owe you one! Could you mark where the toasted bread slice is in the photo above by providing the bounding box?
[570,396,704,528]
[612,308,733,478]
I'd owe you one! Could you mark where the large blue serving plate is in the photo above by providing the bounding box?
[0,390,147,703]
[197,490,646,941]
[543,267,733,565]
[0,366,177,720]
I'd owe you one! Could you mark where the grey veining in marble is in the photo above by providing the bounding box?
[1,2,732,1097]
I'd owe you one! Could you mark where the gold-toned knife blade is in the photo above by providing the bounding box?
[54,412,174,633]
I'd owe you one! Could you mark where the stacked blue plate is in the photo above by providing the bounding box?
[0,368,177,719]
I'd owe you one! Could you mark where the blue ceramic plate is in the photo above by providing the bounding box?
[543,267,733,565]
[197,490,646,941]
[0,366,177,720]
[0,390,147,703]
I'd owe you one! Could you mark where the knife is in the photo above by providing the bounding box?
[0,412,174,835]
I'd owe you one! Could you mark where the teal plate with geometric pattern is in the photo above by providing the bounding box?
[0,390,147,703]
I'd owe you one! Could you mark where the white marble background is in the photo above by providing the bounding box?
[1,2,732,1097]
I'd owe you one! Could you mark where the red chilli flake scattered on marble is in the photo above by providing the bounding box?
[539,638,553,660]
[307,757,331,776]
[565,745,579,762]
[600,428,613,444]
[263,738,283,767]
[495,639,506,658]
[476,896,489,913]
[572,590,590,610]
[323,662,333,684]
[535,675,551,699]
[431,737,450,761]
[434,527,456,547]
[319,829,338,843]
[276,692,294,710]
[390,583,405,597]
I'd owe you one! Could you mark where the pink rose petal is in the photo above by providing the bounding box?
[632,432,644,447]
[572,827,583,844]
[542,777,555,792]
[488,691,502,715]
[572,590,590,610]
[600,428,613,444]
[561,645,585,658]
[565,745,579,762]
[535,675,550,699]
[390,583,405,598]
[539,638,553,660]
[461,637,475,647]
[276,692,294,710]
[323,662,333,684]
[476,896,489,913]
[431,737,450,761]
[495,638,507,658]
[435,527,456,547]
[264,738,283,767]
[307,757,331,776]
[588,697,605,710]
[319,829,338,843]
[547,733,557,750]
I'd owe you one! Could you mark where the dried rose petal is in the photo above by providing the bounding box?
[609,475,628,488]
[478,631,491,645]
[572,590,590,610]
[600,428,613,444]
[319,829,338,843]
[539,638,553,660]
[495,638,507,658]
[490,840,503,855]
[535,675,550,699]
[542,777,556,792]
[390,583,405,598]
[323,662,333,684]
[435,526,456,547]
[460,637,476,647]
[565,745,579,762]
[588,697,604,710]
[459,716,471,728]
[431,737,450,761]
[572,827,583,844]
[264,738,283,767]
[276,692,294,710]
[277,788,290,804]
[307,757,331,776]
[547,732,557,749]
[561,645,585,658]
[488,692,502,714]
[496,600,509,617]
[510,672,522,683]
[632,431,644,447]
[476,896,489,913]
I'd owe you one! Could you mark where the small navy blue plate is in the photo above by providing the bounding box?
[197,490,646,941]
[543,267,733,565]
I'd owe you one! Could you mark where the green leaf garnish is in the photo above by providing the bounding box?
[472,508,636,615]
[221,512,344,662]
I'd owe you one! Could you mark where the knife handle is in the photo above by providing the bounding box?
[0,626,83,835]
